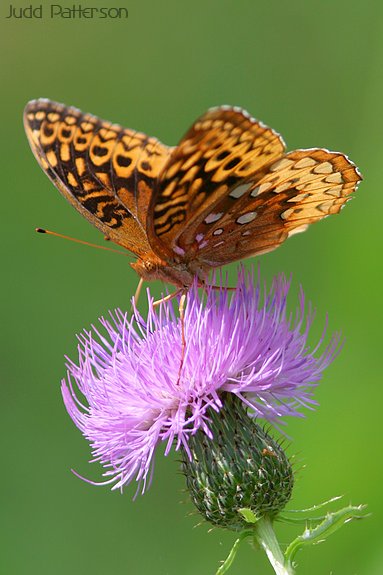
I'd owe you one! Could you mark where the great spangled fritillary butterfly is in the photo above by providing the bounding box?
[24,99,362,288]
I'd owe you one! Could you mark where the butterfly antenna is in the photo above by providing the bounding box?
[35,228,129,256]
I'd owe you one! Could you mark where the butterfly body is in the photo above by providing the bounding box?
[130,255,207,287]
[24,99,361,288]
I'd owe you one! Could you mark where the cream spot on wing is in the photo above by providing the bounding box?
[274,181,292,193]
[99,128,118,140]
[303,182,328,192]
[196,233,204,243]
[204,212,224,224]
[35,111,46,121]
[213,240,225,248]
[229,183,252,199]
[250,181,272,197]
[313,162,333,174]
[47,112,60,122]
[31,129,40,143]
[242,230,252,236]
[270,158,294,172]
[236,211,257,224]
[173,245,185,256]
[199,241,208,249]
[294,157,317,169]
[325,185,342,197]
[317,200,334,213]
[213,228,224,236]
[288,224,308,236]
[81,121,94,132]
[325,172,343,184]
[287,193,310,202]
[281,208,294,220]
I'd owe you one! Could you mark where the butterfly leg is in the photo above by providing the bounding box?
[152,288,183,308]
[152,288,187,386]
[176,290,187,386]
[210,285,236,292]
[133,277,145,308]
[179,291,187,355]
[201,283,236,300]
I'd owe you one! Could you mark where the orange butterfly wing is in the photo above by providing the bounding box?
[147,107,361,268]
[191,148,361,265]
[25,101,362,286]
[24,99,172,259]
[148,106,286,260]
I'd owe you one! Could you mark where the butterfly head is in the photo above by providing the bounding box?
[130,257,204,288]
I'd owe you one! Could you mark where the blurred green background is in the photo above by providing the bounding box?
[1,0,381,573]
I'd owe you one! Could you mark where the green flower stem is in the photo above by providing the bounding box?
[254,516,294,575]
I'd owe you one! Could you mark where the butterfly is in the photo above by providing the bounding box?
[24,99,362,289]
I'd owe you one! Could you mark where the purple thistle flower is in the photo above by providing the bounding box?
[62,268,340,493]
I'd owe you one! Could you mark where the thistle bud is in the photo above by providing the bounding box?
[181,393,294,530]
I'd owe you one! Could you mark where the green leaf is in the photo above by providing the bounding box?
[284,504,368,567]
[282,495,344,514]
[216,532,252,575]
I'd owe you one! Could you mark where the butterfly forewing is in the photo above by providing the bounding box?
[189,148,361,266]
[24,99,171,258]
[148,106,286,259]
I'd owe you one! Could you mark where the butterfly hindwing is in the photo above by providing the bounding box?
[24,99,171,258]
[148,106,286,259]
[190,148,361,265]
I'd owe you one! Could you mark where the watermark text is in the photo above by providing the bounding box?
[5,3,129,19]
